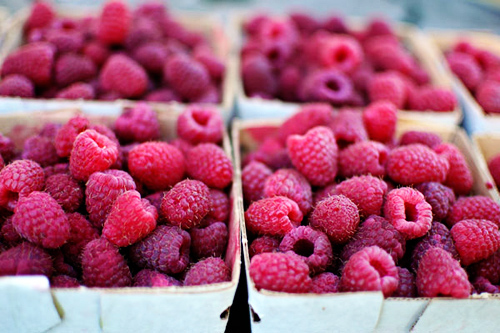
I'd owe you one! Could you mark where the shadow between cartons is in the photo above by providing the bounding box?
[225,252,251,333]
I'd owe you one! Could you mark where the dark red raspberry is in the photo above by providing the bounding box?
[0,74,34,98]
[54,115,90,158]
[177,105,223,145]
[475,48,500,71]
[133,42,169,74]
[329,109,368,148]
[193,46,225,81]
[434,143,473,195]
[300,70,353,104]
[51,275,81,288]
[263,169,312,215]
[242,53,278,97]
[250,137,292,170]
[164,54,210,100]
[98,0,131,45]
[310,195,359,244]
[446,52,483,91]
[339,141,389,178]
[446,196,500,228]
[399,130,442,149]
[124,17,162,51]
[451,219,500,266]
[82,238,132,287]
[0,242,52,277]
[336,176,388,217]
[44,26,84,54]
[340,246,399,297]
[114,103,161,143]
[145,88,181,102]
[191,84,220,104]
[0,160,45,211]
[61,213,99,266]
[133,269,181,287]
[469,249,500,284]
[1,216,22,247]
[472,276,499,294]
[313,183,338,205]
[208,189,229,223]
[476,80,500,113]
[0,134,17,163]
[393,267,416,297]
[249,236,281,257]
[99,54,148,98]
[186,143,233,189]
[245,196,302,237]
[25,1,54,31]
[54,53,97,87]
[51,249,77,277]
[278,66,301,101]
[184,257,231,286]
[416,182,456,222]
[43,163,69,179]
[44,174,83,213]
[56,82,95,100]
[144,191,166,215]
[250,252,311,293]
[290,12,320,34]
[322,15,348,33]
[488,154,500,188]
[363,101,397,143]
[310,272,340,294]
[83,41,110,67]
[416,247,470,298]
[190,219,228,259]
[129,225,191,275]
[128,142,185,191]
[368,72,406,108]
[21,135,58,167]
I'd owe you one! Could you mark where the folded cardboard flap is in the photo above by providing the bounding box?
[374,298,429,332]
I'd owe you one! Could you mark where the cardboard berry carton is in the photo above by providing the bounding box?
[472,132,500,202]
[0,108,240,333]
[232,115,500,333]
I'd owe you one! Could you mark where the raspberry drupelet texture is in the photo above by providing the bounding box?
[186,143,233,189]
[249,236,281,257]
[0,242,53,277]
[412,87,457,112]
[362,101,397,143]
[368,71,406,108]
[329,109,368,148]
[177,106,223,145]
[164,54,211,100]
[415,182,455,222]
[45,174,83,212]
[313,183,338,206]
[51,275,81,288]
[98,0,131,45]
[335,176,388,217]
[242,53,278,97]
[133,269,181,287]
[0,74,34,98]
[21,135,59,167]
[451,219,500,266]
[61,212,99,266]
[446,196,500,227]
[472,276,499,294]
[399,130,442,149]
[184,257,231,286]
[339,141,389,178]
[54,53,97,87]
[114,103,161,143]
[393,267,416,297]
[310,272,340,294]
[54,115,89,158]
[56,83,95,100]
[340,246,399,297]
[434,143,473,195]
[190,219,228,259]
[250,252,312,293]
[446,52,483,91]
[208,189,229,223]
[469,249,500,284]
[263,169,312,215]
[0,133,16,163]
[99,54,147,98]
[25,1,54,31]
[476,80,500,114]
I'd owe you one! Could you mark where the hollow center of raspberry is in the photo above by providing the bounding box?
[292,239,315,257]
[404,202,418,222]
[267,49,280,62]
[378,150,388,166]
[335,49,348,63]
[326,79,340,92]
[336,139,354,150]
[369,258,389,278]
[269,26,283,38]
[2,190,19,211]
[192,112,210,126]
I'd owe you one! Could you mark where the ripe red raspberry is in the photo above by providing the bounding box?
[300,69,353,104]
[278,66,302,101]
[286,126,338,187]
[164,54,210,100]
[384,187,433,239]
[133,42,169,74]
[469,249,500,284]
[329,109,368,148]
[98,0,131,45]
[99,54,148,98]
[51,249,77,278]
[55,54,96,88]
[368,72,406,108]
[310,272,340,294]
[250,137,292,170]
[125,18,163,51]
[446,52,483,91]
[114,103,160,143]
[488,154,500,188]
[208,189,229,222]
[43,163,69,179]
[386,144,449,185]
[191,85,220,104]
[56,83,95,100]
[399,130,442,149]
[340,246,399,297]
[411,86,457,112]
[184,257,231,286]
[336,176,388,217]
[451,219,500,266]
[313,183,338,205]
[21,135,59,167]
[476,80,500,113]
[128,225,191,275]
[69,129,119,181]
[12,191,70,248]
[44,174,83,213]
[415,182,455,222]
[190,219,228,259]
[0,159,45,211]
[186,143,233,189]
[242,53,278,97]
[472,276,499,294]
[82,238,132,287]
[145,88,181,102]
[245,196,302,237]
[24,1,54,31]
[446,196,500,227]
[416,247,470,298]
[133,269,181,287]
[0,134,16,163]
[0,74,34,98]
[128,142,185,191]
[434,143,473,195]
[177,105,223,145]
[310,195,359,244]
[263,169,312,215]
[90,123,119,146]
[368,42,414,75]
[193,46,225,82]
[0,242,52,277]
[320,36,363,73]
[341,215,405,264]
[83,41,111,67]
[61,213,99,266]
[339,141,389,178]
[322,15,348,33]
[1,42,55,87]
[1,216,22,247]
[250,252,311,293]
[363,101,397,143]
[54,115,90,158]
[51,275,81,288]
[249,236,280,257]
[393,267,416,297]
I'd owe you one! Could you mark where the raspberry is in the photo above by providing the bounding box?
[190,219,228,259]
[45,28,84,54]
[488,154,500,188]
[21,135,59,167]
[369,43,414,75]
[133,2,167,23]
[1,217,22,247]
[90,123,119,146]
[69,129,119,181]
[186,143,233,189]
[433,143,473,195]
[399,130,442,149]
[133,42,169,74]
[51,250,77,278]
[43,163,69,178]
[128,225,191,275]
[290,12,320,34]
[250,252,311,293]
[341,215,405,263]
[300,70,353,104]
[12,191,70,248]
[469,249,500,284]
[256,17,298,45]
[313,183,338,205]
[251,137,292,170]
[54,115,90,158]
[44,174,83,213]
[476,80,500,113]
[83,41,110,67]
[51,275,81,288]
[54,53,97,87]
[368,72,406,109]
[411,87,457,112]
[475,49,500,71]
[384,187,433,239]
[263,169,312,215]
[114,103,160,143]
[61,213,99,266]
[286,126,338,187]
[168,138,193,157]
[391,267,416,297]
[177,106,223,145]
[310,195,359,244]
[365,18,394,37]
[56,83,95,100]
[249,236,281,257]
[416,247,471,298]
[362,101,397,143]
[386,144,449,185]
[336,176,388,217]
[317,35,363,74]
[208,189,229,222]
[451,219,500,266]
[184,257,231,286]
[329,109,368,148]
[125,18,163,51]
[0,160,45,211]
[82,238,132,287]
[98,0,131,45]
[415,182,455,222]
[245,196,302,237]
[25,1,54,31]
[99,54,148,98]
[193,46,225,82]
[242,53,278,97]
[1,42,55,87]
[278,66,301,101]
[446,52,483,91]
[0,74,34,98]
[133,269,181,287]
[190,84,220,104]
[446,196,500,227]
[310,272,340,294]
[472,276,499,294]
[243,14,271,35]
[145,88,181,102]
[128,142,185,191]
[452,40,477,54]
[340,246,399,297]
[339,141,389,178]
[0,242,52,277]
[322,15,348,34]
[164,54,210,100]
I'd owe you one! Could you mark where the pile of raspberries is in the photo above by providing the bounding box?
[446,40,500,114]
[241,13,457,112]
[242,102,500,298]
[0,103,233,288]
[0,1,225,103]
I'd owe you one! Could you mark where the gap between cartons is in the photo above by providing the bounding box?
[409,301,430,332]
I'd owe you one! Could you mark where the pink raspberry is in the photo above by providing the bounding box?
[21,135,58,167]
[83,41,111,67]
[313,183,338,205]
[190,219,228,259]
[399,130,442,149]
[98,0,131,45]
[410,86,457,112]
[12,191,69,248]
[114,103,160,143]
[0,242,52,277]
[415,182,455,222]
[368,72,406,108]
[184,257,231,286]
[90,124,119,147]
[339,141,389,178]
[0,160,45,211]
[434,143,473,195]
[256,17,298,45]
[99,54,148,98]
[310,195,359,244]
[0,74,34,98]
[363,101,397,143]
[469,249,500,284]
[317,35,363,74]
[125,18,162,51]
[451,219,500,266]
[329,109,368,148]
[384,187,433,239]
[82,238,132,287]
[286,126,338,187]
[61,213,99,266]
[263,169,312,215]
[340,246,399,297]
[193,46,225,81]
[386,144,449,185]
[25,1,54,31]
[128,142,185,191]
[310,272,340,294]
[44,174,83,212]
[168,138,193,157]
[446,52,483,91]
[476,80,500,113]
[300,70,353,104]
[186,143,233,189]
[245,196,302,237]
[249,236,281,257]
[54,115,90,158]
[133,42,169,74]
[128,225,191,275]
[208,189,229,223]
[51,275,81,288]
[488,154,500,188]
[416,247,470,298]
[250,252,311,293]
[133,269,181,287]
[341,215,405,264]
[242,53,278,97]
[54,53,97,87]
[177,105,223,145]
[164,54,210,100]
[336,176,388,217]
[446,196,500,227]
[393,267,416,297]
[56,82,95,100]
[278,103,334,142]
